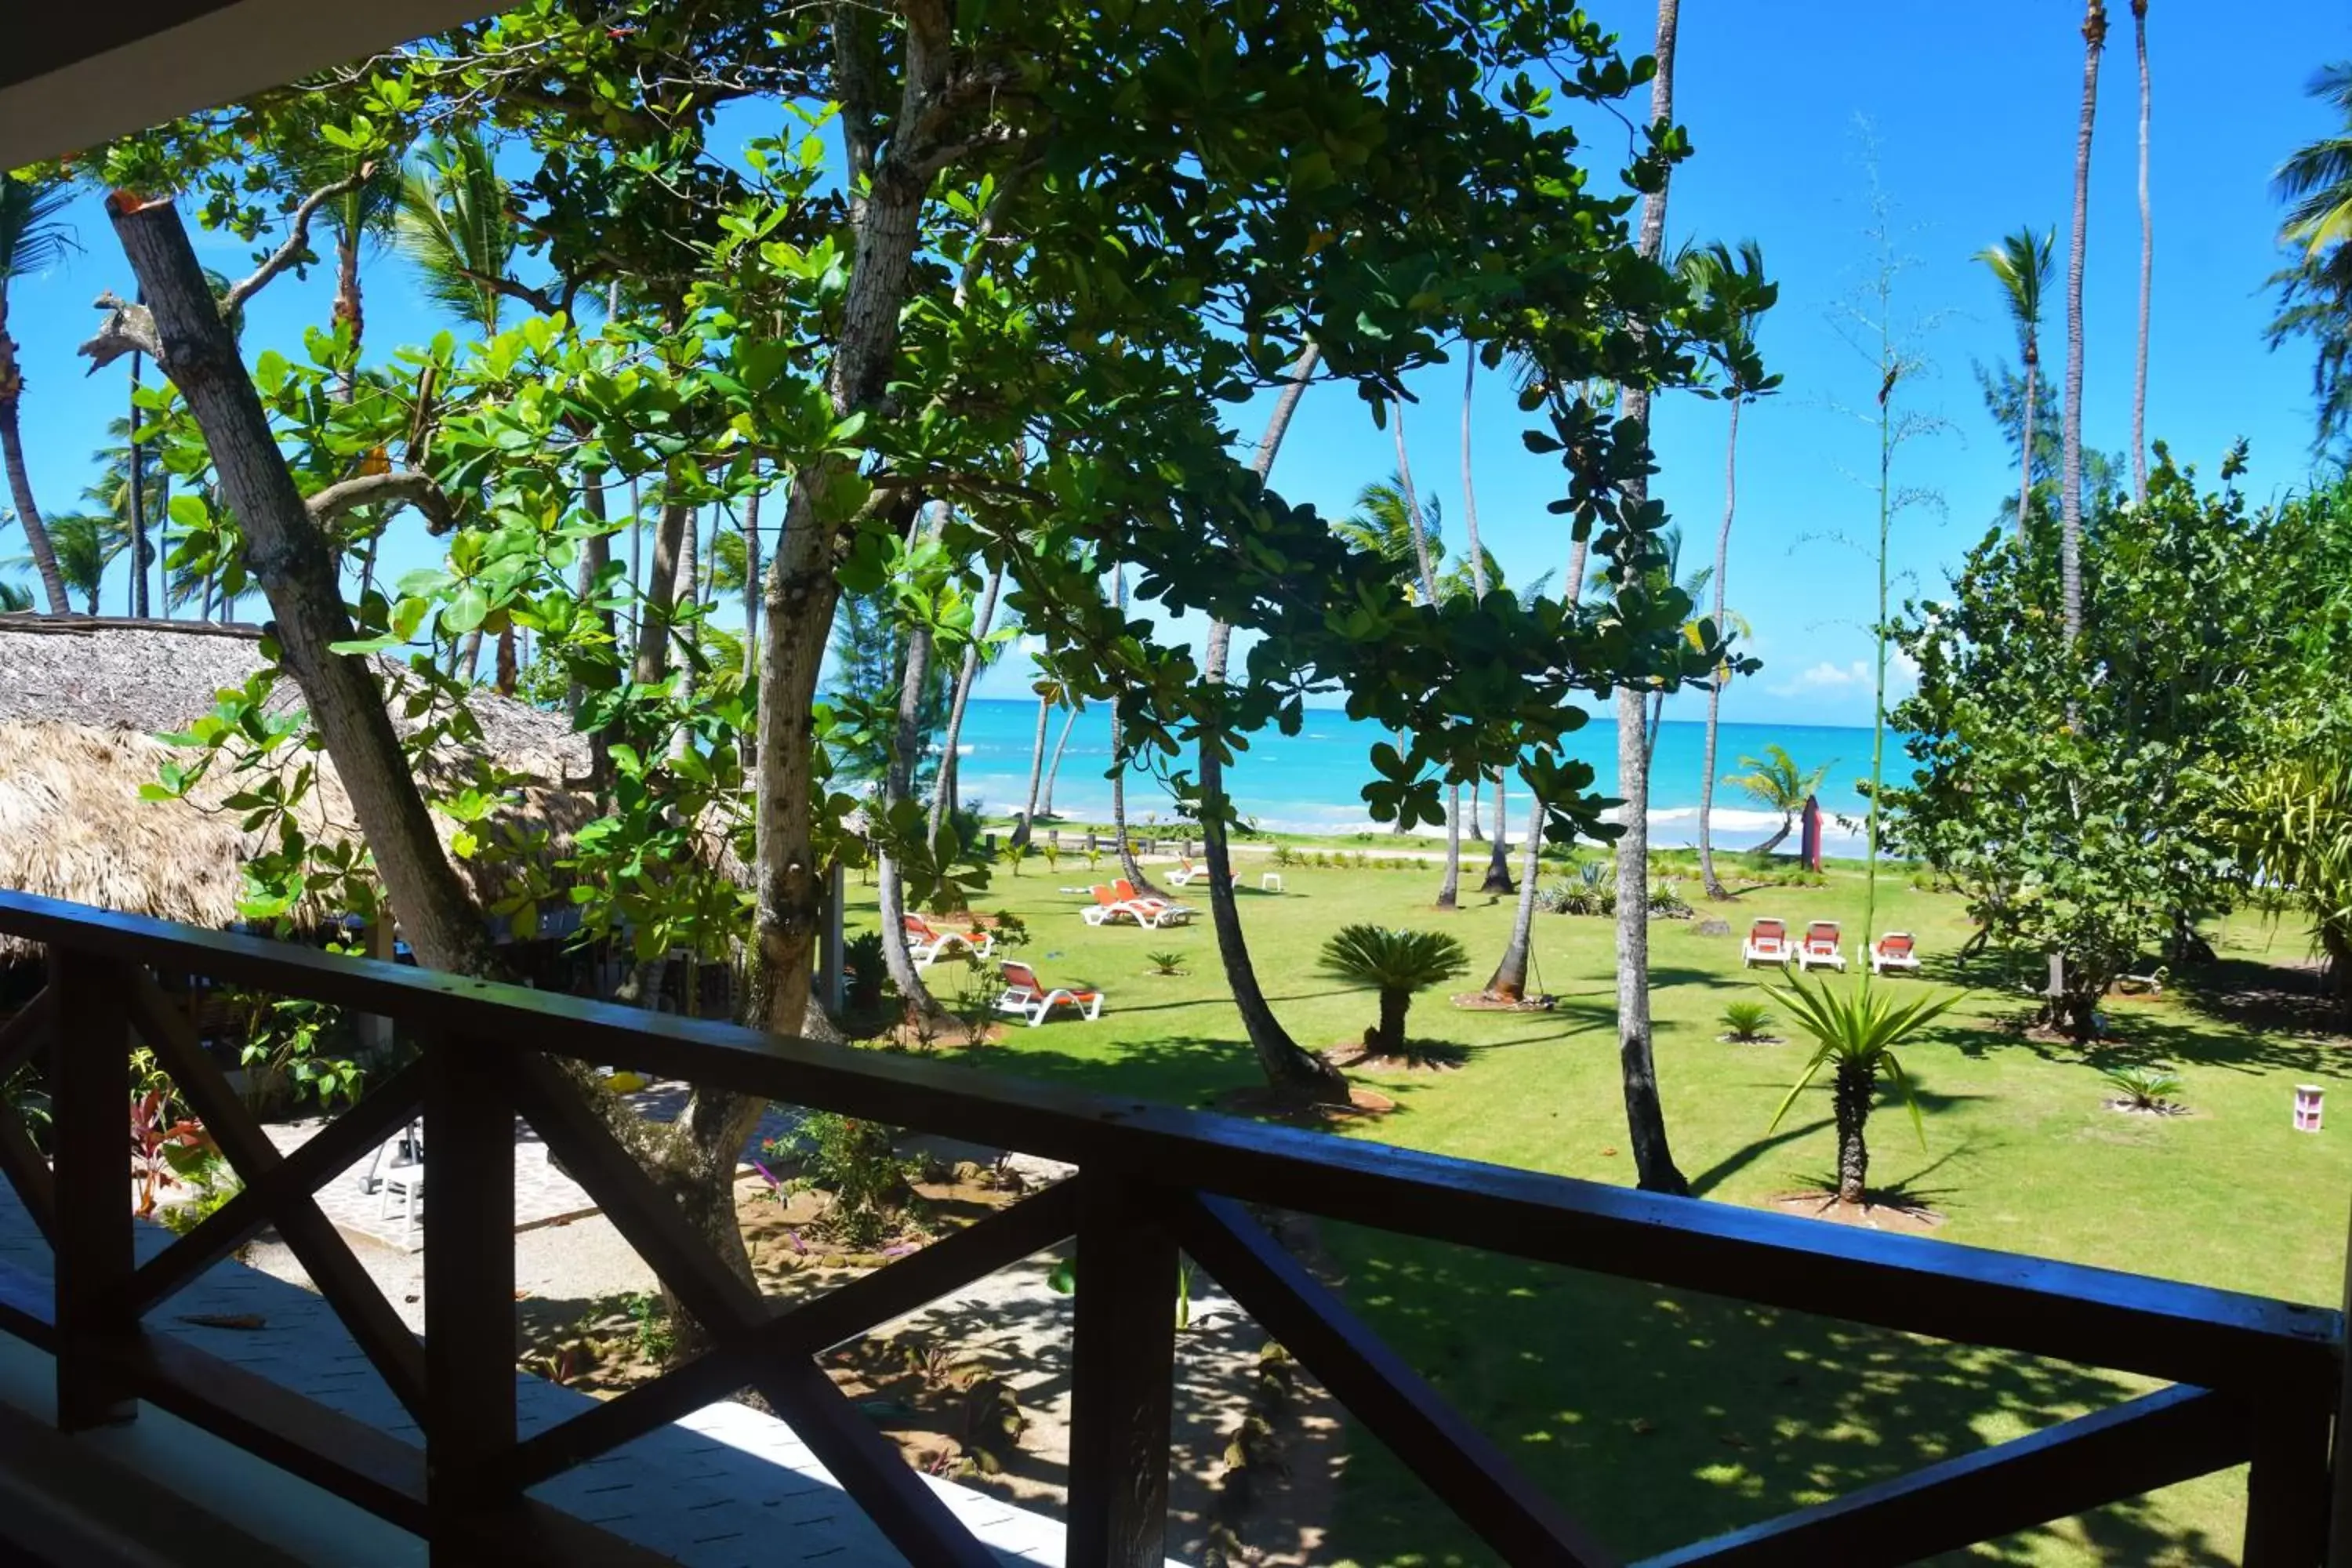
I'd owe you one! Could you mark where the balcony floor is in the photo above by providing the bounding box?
[0,1182,1103,1566]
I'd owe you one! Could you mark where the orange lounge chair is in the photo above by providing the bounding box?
[1112,880,1196,928]
[1081,884,1147,927]
[1797,920,1848,973]
[996,961,1105,1026]
[1870,931,1922,975]
[1741,918,1791,967]
[903,913,993,967]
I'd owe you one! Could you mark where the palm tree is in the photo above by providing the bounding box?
[1460,351,1513,891]
[1722,745,1832,855]
[0,580,29,613]
[1765,974,1959,1206]
[1014,670,1060,847]
[0,173,78,615]
[83,421,162,614]
[1106,564,1162,898]
[2061,0,2108,643]
[1976,227,2056,548]
[1683,241,1780,901]
[2,512,123,615]
[1335,481,1440,579]
[2130,0,2152,505]
[1376,398,1459,908]
[395,127,515,339]
[1319,925,1470,1062]
[933,561,1005,835]
[1037,699,1083,818]
[2266,63,2352,448]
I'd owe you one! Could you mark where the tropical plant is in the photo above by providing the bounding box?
[1144,949,1187,976]
[130,1091,212,1218]
[2129,0,2152,504]
[0,171,80,614]
[2102,1063,2183,1112]
[2265,61,2352,448]
[2060,0,2110,642]
[1318,924,1470,1059]
[1976,227,2056,545]
[2221,745,2352,1025]
[394,126,517,338]
[0,579,28,613]
[1722,745,1832,855]
[1684,238,1780,901]
[2,511,124,614]
[843,931,887,1011]
[1335,477,1442,585]
[771,1112,911,1250]
[1764,974,1961,1206]
[1721,1000,1774,1042]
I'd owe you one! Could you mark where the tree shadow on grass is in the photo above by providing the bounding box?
[1308,1226,2238,1567]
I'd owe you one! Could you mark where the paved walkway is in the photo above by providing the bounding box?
[0,1181,1118,1565]
[262,1082,800,1253]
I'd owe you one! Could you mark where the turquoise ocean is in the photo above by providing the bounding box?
[943,699,1881,855]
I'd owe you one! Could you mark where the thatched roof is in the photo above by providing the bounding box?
[0,618,597,953]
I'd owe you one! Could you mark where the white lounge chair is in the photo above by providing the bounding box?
[1797,920,1848,973]
[1742,918,1791,967]
[1870,931,1922,975]
[1113,880,1196,929]
[905,913,993,967]
[995,962,1105,1026]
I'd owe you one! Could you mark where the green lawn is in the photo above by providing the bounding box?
[848,855,2350,1565]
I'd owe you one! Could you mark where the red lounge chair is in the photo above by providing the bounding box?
[995,961,1105,1026]
[1870,931,1921,975]
[1798,920,1848,973]
[1741,918,1791,967]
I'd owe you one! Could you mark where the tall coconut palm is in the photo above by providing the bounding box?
[1722,744,1832,855]
[0,580,29,613]
[2,512,123,615]
[1014,669,1059,846]
[932,561,1005,835]
[1684,241,1780,901]
[1461,352,1513,893]
[2264,63,2352,448]
[1037,699,1083,818]
[0,173,78,615]
[396,126,515,340]
[1386,401,1461,910]
[2130,0,2152,506]
[1106,564,1162,899]
[2061,1,2108,643]
[1976,227,2056,547]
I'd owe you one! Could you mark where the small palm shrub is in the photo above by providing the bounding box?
[1145,950,1187,976]
[1649,880,1694,920]
[844,931,887,1009]
[1722,1000,1774,1042]
[1272,844,1298,868]
[1318,924,1471,1058]
[2102,1064,2184,1112]
[1766,975,1962,1205]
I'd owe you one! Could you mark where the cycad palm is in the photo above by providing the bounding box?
[396,128,517,338]
[0,172,80,614]
[2267,62,2352,448]
[1319,925,1470,1059]
[1976,227,2056,545]
[1765,974,1960,1205]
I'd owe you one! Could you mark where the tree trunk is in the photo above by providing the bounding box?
[495,624,518,695]
[1373,989,1410,1059]
[1466,784,1484,841]
[1388,399,1454,904]
[457,628,484,684]
[2061,1,2106,643]
[1105,563,1167,899]
[878,499,950,1021]
[0,300,71,612]
[1698,397,1744,900]
[1607,0,1690,1198]
[740,481,763,682]
[1751,814,1794,855]
[1480,772,1514,895]
[128,343,149,619]
[1039,701,1081,818]
[1483,793,1547,1001]
[2130,0,2151,506]
[1436,785,1462,909]
[933,561,1003,836]
[2016,350,2038,550]
[1014,687,1051,847]
[1832,1061,1873,1206]
[633,499,691,683]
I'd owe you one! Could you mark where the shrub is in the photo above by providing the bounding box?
[1649,880,1694,920]
[1766,975,1962,1204]
[1722,1000,1774,1041]
[2101,1064,2184,1112]
[1272,844,1298,868]
[1145,950,1188,976]
[1318,924,1471,1058]
[844,931,887,1009]
[771,1112,913,1248]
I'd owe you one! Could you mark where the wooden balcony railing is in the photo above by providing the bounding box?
[0,889,2341,1566]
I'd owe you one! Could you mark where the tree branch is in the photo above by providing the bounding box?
[220,168,372,316]
[307,470,457,535]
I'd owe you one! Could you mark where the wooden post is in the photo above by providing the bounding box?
[1066,1177,1176,1566]
[51,950,136,1430]
[2247,1382,2333,1568]
[423,1036,517,1559]
[360,917,395,1055]
[818,862,846,1018]
[2328,1190,2352,1566]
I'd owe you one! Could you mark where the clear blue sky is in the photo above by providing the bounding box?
[5,1,2347,728]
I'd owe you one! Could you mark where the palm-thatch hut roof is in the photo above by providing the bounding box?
[0,616,595,953]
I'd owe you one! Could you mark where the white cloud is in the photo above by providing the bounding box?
[1766,659,1870,697]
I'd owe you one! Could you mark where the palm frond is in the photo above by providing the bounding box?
[1974,227,2056,350]
[395,126,517,336]
[0,172,81,280]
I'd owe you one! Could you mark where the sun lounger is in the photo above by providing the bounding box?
[904,913,993,967]
[1869,931,1921,975]
[1741,918,1791,967]
[1081,885,1153,927]
[995,961,1105,1026]
[1113,880,1197,927]
[1797,920,1847,973]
